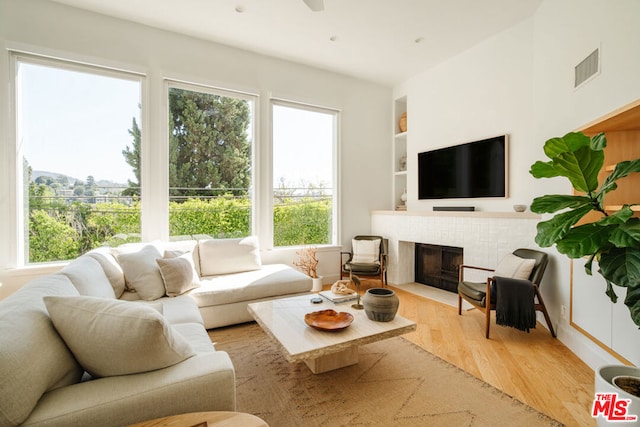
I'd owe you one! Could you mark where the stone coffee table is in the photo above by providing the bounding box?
[247,294,416,374]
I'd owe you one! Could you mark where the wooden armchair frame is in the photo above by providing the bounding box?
[457,258,556,339]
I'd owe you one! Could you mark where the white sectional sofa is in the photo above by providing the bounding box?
[0,236,312,426]
[106,236,313,328]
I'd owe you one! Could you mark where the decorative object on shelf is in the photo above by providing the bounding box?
[594,365,640,426]
[362,288,399,322]
[349,271,363,310]
[529,131,640,327]
[513,204,527,212]
[400,189,407,206]
[294,246,322,292]
[304,309,354,331]
[399,153,407,171]
[398,112,407,133]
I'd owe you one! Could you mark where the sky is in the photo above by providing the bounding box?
[19,62,140,184]
[272,104,334,190]
[19,62,334,189]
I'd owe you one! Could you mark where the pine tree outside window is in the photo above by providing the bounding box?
[164,83,255,240]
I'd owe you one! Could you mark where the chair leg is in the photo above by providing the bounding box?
[458,294,462,315]
[535,287,556,338]
[485,308,491,339]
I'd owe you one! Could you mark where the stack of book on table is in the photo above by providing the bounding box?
[318,290,358,303]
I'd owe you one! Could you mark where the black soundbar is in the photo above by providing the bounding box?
[433,206,475,212]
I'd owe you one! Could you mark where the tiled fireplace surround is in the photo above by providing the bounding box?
[371,211,541,286]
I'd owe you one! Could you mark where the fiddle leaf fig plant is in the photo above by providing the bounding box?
[529,131,640,327]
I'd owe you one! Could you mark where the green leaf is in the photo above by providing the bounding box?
[543,132,591,158]
[590,132,607,151]
[599,247,640,288]
[530,160,561,179]
[534,205,593,247]
[598,159,640,197]
[608,217,640,248]
[584,253,596,276]
[530,194,592,214]
[556,223,613,258]
[623,284,640,327]
[552,146,604,193]
[597,206,634,226]
[605,279,618,304]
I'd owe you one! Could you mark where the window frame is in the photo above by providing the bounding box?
[269,98,340,248]
[164,79,259,240]
[11,52,146,266]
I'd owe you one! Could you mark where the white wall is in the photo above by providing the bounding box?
[0,0,391,294]
[394,0,640,370]
[401,18,536,213]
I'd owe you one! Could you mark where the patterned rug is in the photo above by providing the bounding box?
[210,322,562,426]
[210,323,561,427]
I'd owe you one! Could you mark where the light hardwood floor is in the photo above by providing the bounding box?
[385,284,596,427]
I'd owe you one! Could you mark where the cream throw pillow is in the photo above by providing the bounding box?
[351,239,381,264]
[157,252,200,297]
[116,245,165,300]
[43,296,195,378]
[198,237,261,276]
[494,253,536,280]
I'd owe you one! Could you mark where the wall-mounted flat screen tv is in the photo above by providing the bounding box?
[418,135,508,200]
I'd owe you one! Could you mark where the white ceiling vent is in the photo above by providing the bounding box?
[574,48,600,88]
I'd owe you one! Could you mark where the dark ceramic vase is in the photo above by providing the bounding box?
[362,288,399,322]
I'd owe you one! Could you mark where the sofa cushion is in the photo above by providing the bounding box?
[158,295,204,325]
[352,238,381,264]
[58,255,117,299]
[86,248,126,297]
[159,251,200,297]
[191,263,311,307]
[172,323,216,353]
[116,245,166,300]
[0,274,83,427]
[198,237,261,276]
[43,296,195,378]
[494,253,536,280]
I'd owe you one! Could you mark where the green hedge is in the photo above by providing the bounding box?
[28,196,331,262]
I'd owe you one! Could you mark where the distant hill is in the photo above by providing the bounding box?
[32,170,127,187]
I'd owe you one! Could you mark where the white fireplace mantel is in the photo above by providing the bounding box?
[371,210,541,285]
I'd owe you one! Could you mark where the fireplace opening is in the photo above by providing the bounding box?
[415,243,463,293]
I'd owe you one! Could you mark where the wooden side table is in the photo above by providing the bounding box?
[127,411,268,427]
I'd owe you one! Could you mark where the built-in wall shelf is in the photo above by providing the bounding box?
[604,205,640,212]
[392,96,407,210]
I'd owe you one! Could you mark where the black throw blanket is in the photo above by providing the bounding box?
[494,276,536,333]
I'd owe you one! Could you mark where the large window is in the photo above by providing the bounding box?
[272,101,337,247]
[15,56,143,264]
[167,83,255,240]
[10,53,337,267]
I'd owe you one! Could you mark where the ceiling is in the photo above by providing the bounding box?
[49,0,543,86]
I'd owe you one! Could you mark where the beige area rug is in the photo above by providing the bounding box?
[210,323,561,427]
[392,282,475,310]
